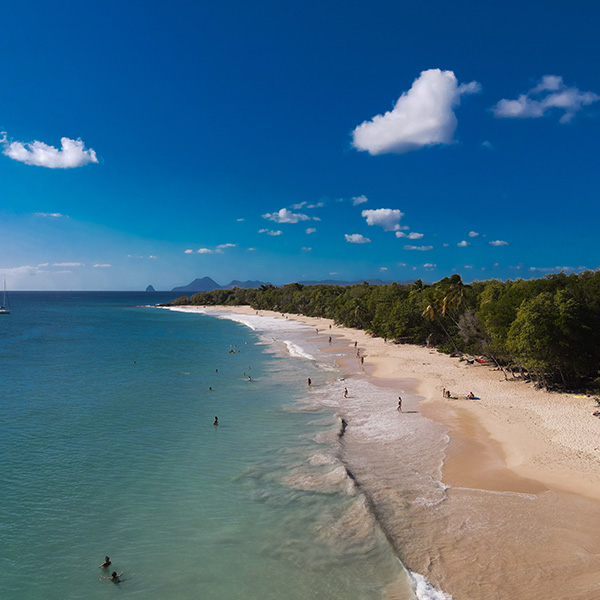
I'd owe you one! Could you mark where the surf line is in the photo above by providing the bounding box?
[334,421,449,599]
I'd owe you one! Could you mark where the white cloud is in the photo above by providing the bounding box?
[306,227,317,234]
[345,233,371,244]
[362,208,404,231]
[197,248,213,254]
[457,240,469,247]
[468,231,479,237]
[464,265,473,269]
[34,212,68,218]
[216,243,236,253]
[263,208,312,223]
[290,202,306,209]
[307,201,324,209]
[398,262,407,267]
[258,229,283,236]
[404,245,433,251]
[396,231,423,239]
[53,262,84,267]
[236,218,245,222]
[489,240,508,246]
[351,69,480,155]
[352,195,368,205]
[2,136,98,168]
[302,247,312,251]
[184,249,193,254]
[93,264,111,268]
[492,75,599,123]
[380,267,388,271]
[423,263,437,269]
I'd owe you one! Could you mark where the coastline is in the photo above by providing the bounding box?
[176,305,600,599]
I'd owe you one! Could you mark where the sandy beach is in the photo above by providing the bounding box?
[189,305,600,599]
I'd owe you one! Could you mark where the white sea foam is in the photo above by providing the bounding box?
[409,571,454,600]
[279,339,316,360]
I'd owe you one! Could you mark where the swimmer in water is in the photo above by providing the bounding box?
[102,571,123,583]
[213,416,219,426]
[98,556,111,568]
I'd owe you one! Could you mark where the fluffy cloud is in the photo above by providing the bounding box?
[457,240,470,247]
[468,231,479,237]
[352,195,368,205]
[423,263,437,269]
[53,262,84,267]
[489,240,508,246]
[2,136,98,168]
[404,245,433,251]
[396,231,423,239]
[197,248,213,254]
[362,208,404,231]
[306,227,317,234]
[351,69,480,155]
[492,75,599,123]
[262,208,312,223]
[345,233,371,244]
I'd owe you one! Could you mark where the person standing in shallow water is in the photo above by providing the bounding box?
[98,556,111,569]
[213,416,218,426]
[102,571,123,583]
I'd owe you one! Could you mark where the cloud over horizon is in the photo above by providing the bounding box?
[2,136,98,168]
[351,69,480,155]
[491,75,599,123]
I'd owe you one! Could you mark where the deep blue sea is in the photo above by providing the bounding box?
[0,292,451,600]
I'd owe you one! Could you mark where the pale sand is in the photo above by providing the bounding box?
[180,305,600,599]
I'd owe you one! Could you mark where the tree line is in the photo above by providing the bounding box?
[169,271,600,391]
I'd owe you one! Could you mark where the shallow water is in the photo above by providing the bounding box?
[1,294,450,600]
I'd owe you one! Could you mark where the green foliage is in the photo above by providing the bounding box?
[169,270,600,390]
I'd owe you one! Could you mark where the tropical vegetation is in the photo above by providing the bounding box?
[169,271,600,391]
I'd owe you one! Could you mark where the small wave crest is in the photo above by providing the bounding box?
[279,339,316,360]
[409,571,453,600]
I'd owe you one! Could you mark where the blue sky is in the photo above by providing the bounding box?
[1,0,599,290]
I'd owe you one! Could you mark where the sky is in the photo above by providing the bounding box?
[1,0,599,291]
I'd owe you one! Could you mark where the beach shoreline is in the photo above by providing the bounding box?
[176,305,600,599]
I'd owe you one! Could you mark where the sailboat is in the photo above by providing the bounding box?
[0,280,10,314]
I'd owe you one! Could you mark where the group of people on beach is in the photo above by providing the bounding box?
[98,556,122,583]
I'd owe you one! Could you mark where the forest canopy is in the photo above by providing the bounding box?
[169,271,600,391]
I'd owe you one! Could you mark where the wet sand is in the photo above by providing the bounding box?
[184,306,600,599]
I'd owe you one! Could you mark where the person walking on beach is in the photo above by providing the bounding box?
[307,377,311,386]
[343,387,348,398]
[397,397,402,412]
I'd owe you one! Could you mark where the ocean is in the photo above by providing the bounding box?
[0,292,451,600]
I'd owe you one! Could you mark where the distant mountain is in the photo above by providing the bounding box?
[172,277,221,293]
[145,285,156,292]
[172,276,414,293]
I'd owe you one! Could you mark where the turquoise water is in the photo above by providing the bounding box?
[0,293,418,599]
